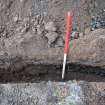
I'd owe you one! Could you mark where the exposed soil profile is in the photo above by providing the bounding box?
[0,62,105,83]
[0,0,104,83]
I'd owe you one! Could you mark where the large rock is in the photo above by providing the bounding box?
[45,32,58,47]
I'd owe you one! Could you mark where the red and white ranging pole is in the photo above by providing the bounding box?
[62,11,72,79]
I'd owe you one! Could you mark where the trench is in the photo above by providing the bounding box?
[0,58,105,83]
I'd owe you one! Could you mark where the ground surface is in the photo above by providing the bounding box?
[0,81,105,105]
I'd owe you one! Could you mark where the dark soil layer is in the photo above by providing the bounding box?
[0,62,105,83]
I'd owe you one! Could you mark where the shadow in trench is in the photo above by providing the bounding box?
[0,62,105,83]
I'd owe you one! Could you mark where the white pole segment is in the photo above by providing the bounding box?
[62,53,67,79]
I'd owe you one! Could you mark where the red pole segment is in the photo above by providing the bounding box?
[64,12,71,54]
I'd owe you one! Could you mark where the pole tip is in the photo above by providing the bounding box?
[68,11,73,17]
[62,75,64,80]
[68,12,71,16]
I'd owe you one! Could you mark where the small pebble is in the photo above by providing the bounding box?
[13,16,18,22]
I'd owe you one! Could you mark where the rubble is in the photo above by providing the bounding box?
[0,81,104,105]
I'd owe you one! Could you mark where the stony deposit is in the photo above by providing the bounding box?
[0,81,105,105]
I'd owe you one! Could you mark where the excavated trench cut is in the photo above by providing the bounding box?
[0,57,105,83]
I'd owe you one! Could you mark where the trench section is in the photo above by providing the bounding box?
[0,58,105,83]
